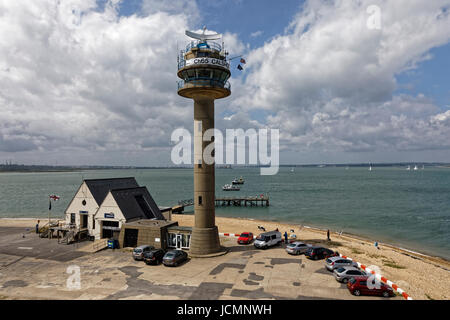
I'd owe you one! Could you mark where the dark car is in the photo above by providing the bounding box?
[143,248,165,265]
[163,250,188,267]
[132,245,154,261]
[347,276,395,298]
[305,247,338,260]
[237,232,254,244]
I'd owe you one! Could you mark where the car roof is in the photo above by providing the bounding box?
[336,266,361,271]
[259,231,281,236]
[136,245,151,249]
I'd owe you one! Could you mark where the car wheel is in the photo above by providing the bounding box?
[314,255,318,260]
[383,291,389,298]
[354,290,361,296]
[342,278,348,284]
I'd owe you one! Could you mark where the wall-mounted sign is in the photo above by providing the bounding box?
[104,213,115,219]
[155,238,160,243]
[185,58,230,69]
[79,210,88,214]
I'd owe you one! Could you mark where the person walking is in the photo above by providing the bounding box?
[327,229,331,241]
[284,231,288,244]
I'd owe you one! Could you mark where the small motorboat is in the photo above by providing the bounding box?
[223,184,240,191]
[231,176,245,185]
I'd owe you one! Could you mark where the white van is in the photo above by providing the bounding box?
[254,231,282,249]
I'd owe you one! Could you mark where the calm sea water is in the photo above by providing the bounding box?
[0,167,449,260]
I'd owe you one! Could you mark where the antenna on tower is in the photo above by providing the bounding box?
[185,26,222,42]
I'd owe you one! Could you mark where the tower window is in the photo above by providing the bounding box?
[198,196,203,205]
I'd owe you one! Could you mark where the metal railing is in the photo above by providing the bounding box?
[177,79,231,91]
[185,40,222,53]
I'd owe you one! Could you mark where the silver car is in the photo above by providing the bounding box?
[132,245,154,261]
[285,241,312,255]
[325,256,356,271]
[334,267,367,283]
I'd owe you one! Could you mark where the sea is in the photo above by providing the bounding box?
[0,167,449,260]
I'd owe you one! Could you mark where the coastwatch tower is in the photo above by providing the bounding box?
[177,28,231,257]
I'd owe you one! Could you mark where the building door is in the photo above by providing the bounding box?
[123,228,139,248]
[176,234,182,249]
[81,214,88,229]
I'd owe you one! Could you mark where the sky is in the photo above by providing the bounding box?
[1,0,450,166]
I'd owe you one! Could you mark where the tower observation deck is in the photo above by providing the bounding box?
[177,29,230,257]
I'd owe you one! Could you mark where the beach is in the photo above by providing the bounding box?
[1,216,449,300]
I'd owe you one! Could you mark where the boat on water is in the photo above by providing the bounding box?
[231,176,245,185]
[406,166,411,171]
[223,184,240,191]
[414,165,419,171]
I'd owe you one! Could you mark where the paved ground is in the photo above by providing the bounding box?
[0,228,401,300]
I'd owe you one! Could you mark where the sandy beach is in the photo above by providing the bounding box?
[1,215,449,300]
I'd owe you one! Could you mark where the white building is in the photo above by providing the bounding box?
[64,178,165,240]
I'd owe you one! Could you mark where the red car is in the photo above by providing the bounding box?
[347,276,395,298]
[237,232,254,244]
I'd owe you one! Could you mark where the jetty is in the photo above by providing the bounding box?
[215,196,269,207]
[173,196,270,213]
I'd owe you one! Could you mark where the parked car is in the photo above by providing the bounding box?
[325,256,357,271]
[143,248,166,265]
[163,250,188,267]
[237,232,254,244]
[285,241,312,255]
[132,245,154,261]
[334,267,367,283]
[347,276,395,298]
[254,231,282,249]
[305,247,338,260]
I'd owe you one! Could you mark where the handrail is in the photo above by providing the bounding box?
[185,40,222,53]
[178,79,231,90]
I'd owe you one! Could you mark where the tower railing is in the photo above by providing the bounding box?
[185,40,222,53]
[178,79,231,91]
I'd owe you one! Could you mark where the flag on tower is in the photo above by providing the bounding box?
[237,64,243,71]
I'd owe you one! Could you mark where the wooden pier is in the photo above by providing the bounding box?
[215,196,269,207]
[173,196,270,213]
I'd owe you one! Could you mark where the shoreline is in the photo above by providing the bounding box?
[1,214,449,263]
[1,216,450,299]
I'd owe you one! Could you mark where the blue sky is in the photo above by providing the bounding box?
[114,0,450,110]
[2,0,450,166]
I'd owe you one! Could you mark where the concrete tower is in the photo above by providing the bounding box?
[177,28,231,257]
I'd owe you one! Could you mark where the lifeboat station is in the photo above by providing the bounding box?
[61,177,192,251]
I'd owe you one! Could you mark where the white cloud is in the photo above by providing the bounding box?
[230,0,450,159]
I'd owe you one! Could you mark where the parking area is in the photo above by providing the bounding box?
[0,227,401,300]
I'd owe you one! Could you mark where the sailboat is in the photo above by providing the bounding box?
[406,165,411,171]
[291,167,295,172]
[414,165,418,171]
[369,163,373,171]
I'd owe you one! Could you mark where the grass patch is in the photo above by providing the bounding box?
[351,248,364,255]
[367,253,383,259]
[425,294,434,300]
[382,259,406,269]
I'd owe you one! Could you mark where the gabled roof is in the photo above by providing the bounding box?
[110,187,165,221]
[84,177,139,205]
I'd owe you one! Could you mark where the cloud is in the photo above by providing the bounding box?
[1,0,450,165]
[230,0,450,157]
[0,0,201,165]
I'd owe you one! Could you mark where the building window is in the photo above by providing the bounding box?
[70,213,75,224]
[198,196,203,205]
[92,216,95,230]
[82,200,86,206]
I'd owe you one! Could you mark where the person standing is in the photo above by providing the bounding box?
[327,229,330,241]
[36,220,40,234]
[284,231,288,244]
